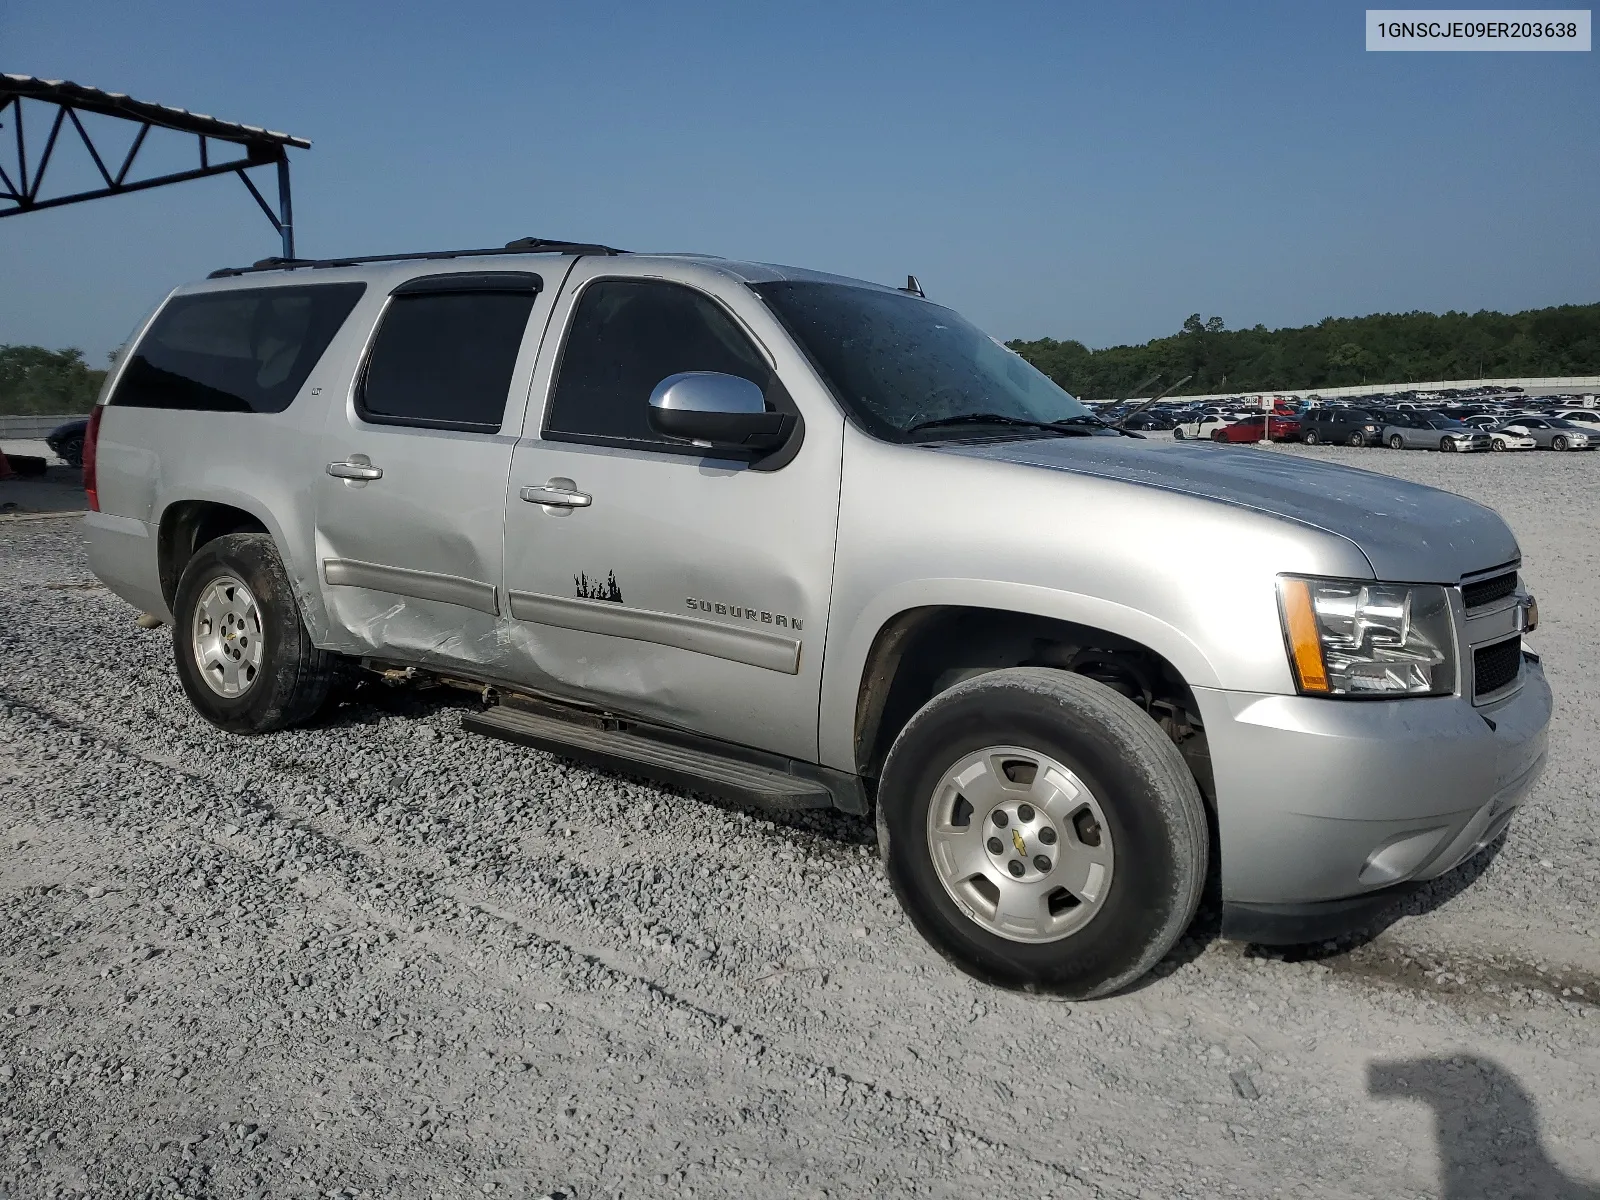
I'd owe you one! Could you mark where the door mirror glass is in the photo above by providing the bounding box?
[647,372,788,451]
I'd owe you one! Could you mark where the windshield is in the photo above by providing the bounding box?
[752,281,1093,441]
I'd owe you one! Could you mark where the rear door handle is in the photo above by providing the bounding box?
[520,480,591,508]
[327,460,383,480]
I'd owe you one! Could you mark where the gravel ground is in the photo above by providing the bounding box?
[2,446,1598,1200]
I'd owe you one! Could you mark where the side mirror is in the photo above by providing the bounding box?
[647,372,790,452]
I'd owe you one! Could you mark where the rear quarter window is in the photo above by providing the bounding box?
[110,283,366,413]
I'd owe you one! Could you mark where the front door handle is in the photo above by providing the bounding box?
[520,479,591,508]
[327,460,383,480]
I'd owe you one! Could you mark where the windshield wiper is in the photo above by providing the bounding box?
[1050,414,1142,438]
[904,413,1091,438]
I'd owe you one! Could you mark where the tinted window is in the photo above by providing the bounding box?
[360,291,536,431]
[111,283,365,413]
[753,281,1092,442]
[545,279,771,449]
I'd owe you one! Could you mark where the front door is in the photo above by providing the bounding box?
[314,269,557,675]
[500,263,843,762]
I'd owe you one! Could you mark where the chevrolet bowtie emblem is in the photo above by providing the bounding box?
[1011,828,1026,856]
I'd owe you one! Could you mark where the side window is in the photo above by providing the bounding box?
[359,283,538,432]
[544,279,772,450]
[111,283,365,413]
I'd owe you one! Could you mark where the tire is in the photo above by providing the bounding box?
[1348,432,1366,448]
[1441,438,1456,453]
[876,667,1208,997]
[1172,428,1185,440]
[172,532,337,735]
[1553,435,1568,451]
[1211,430,1224,442]
[1302,429,1319,446]
[58,434,84,469]
[1388,434,1404,450]
[1492,438,1506,452]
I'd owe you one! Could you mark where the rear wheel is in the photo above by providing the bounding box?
[172,533,337,734]
[1172,428,1185,440]
[877,668,1208,997]
[58,433,85,468]
[1553,435,1569,451]
[1388,434,1405,450]
[1211,430,1225,442]
[1302,429,1320,446]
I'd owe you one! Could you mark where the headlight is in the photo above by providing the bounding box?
[1278,577,1456,697]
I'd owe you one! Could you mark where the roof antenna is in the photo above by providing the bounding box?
[898,275,925,298]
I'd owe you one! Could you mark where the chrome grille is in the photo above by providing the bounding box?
[1462,571,1517,610]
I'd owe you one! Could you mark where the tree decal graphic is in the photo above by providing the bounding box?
[574,570,623,603]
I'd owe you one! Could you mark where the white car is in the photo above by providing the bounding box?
[1172,414,1231,440]
[1556,410,1600,429]
[1489,425,1536,452]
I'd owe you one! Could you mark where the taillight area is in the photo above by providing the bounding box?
[83,405,104,512]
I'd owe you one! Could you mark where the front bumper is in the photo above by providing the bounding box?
[1194,656,1550,939]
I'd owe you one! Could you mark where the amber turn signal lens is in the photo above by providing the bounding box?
[1280,578,1330,694]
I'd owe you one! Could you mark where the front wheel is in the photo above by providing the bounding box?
[59,433,85,468]
[1388,434,1405,450]
[1172,428,1185,440]
[1348,432,1366,448]
[172,532,338,734]
[1441,438,1456,453]
[1553,435,1569,451]
[1211,430,1225,442]
[1492,438,1506,451]
[877,668,1208,997]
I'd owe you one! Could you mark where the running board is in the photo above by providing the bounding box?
[462,703,855,812]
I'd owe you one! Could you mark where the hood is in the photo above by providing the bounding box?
[946,435,1518,583]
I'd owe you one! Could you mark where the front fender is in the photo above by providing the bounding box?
[816,577,1220,773]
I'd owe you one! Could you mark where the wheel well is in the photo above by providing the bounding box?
[158,501,269,607]
[854,606,1213,801]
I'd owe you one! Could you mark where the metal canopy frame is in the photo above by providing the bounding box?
[0,74,309,258]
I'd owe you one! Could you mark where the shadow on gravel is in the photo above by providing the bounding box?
[1370,1056,1600,1199]
[1245,833,1507,965]
[312,682,879,849]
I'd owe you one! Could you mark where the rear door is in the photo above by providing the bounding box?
[312,269,559,674]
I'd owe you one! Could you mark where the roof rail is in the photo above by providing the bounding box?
[208,237,626,278]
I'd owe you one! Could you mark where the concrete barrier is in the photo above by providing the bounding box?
[1121,376,1600,405]
[0,414,85,439]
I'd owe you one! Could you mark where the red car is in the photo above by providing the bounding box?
[1211,414,1302,443]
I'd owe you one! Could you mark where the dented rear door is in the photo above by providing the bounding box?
[312,265,564,675]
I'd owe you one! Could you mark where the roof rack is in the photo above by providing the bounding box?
[208,236,626,278]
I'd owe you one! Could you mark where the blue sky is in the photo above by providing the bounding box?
[4,1,1597,361]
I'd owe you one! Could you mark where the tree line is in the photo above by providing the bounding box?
[5,298,1599,415]
[0,346,108,415]
[1008,302,1600,400]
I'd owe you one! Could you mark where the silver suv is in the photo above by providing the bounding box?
[82,240,1551,996]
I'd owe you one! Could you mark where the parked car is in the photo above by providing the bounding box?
[1502,416,1595,450]
[1488,426,1536,452]
[1459,414,1501,430]
[46,417,90,467]
[1171,414,1231,440]
[1211,414,1301,443]
[1555,410,1600,429]
[1299,407,1384,447]
[1383,415,1490,452]
[81,238,1550,997]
